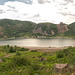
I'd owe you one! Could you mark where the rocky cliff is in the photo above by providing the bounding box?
[57,22,69,33]
[33,22,69,36]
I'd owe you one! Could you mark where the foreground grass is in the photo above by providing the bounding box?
[0,45,75,75]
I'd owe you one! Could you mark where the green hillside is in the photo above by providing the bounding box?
[35,23,58,35]
[64,22,75,36]
[0,19,36,38]
[0,19,75,39]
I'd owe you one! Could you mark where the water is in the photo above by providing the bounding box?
[0,38,75,47]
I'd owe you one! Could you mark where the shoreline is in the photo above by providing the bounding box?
[0,45,74,52]
[17,46,68,52]
[0,36,75,40]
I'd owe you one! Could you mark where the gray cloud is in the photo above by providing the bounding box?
[59,12,75,16]
[6,9,17,12]
[64,0,74,3]
[7,5,15,9]
[0,10,5,14]
[38,0,51,4]
[59,3,67,6]
[33,14,40,18]
[38,0,45,4]
[23,14,28,16]
[5,5,17,12]
[0,10,3,14]
[60,13,69,16]
[0,0,33,5]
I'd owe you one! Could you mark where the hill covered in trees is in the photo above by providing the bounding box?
[0,19,36,38]
[0,19,75,39]
[64,22,75,36]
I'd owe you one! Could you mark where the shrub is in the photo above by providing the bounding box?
[9,46,16,53]
[7,44,9,48]
[18,48,29,51]
[31,63,41,70]
[56,52,64,58]
[16,51,22,56]
[23,48,29,51]
[10,56,30,66]
[63,49,69,56]
[31,50,37,52]
[38,55,42,58]
[3,46,7,49]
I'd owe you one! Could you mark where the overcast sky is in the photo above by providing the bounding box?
[0,0,75,24]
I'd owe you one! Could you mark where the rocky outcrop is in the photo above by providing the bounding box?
[33,23,58,36]
[57,22,69,33]
[51,30,55,35]
[54,63,71,73]
[33,22,69,36]
[33,28,49,35]
[0,32,4,37]
[54,64,68,70]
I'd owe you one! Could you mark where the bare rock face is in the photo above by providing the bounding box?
[57,22,69,33]
[33,22,69,36]
[0,32,4,37]
[33,28,49,35]
[51,30,55,35]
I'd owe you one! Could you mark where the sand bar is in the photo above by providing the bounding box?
[18,46,68,52]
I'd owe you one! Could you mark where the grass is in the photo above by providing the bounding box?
[0,45,75,75]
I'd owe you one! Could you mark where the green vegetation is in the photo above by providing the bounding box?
[31,50,37,52]
[0,19,75,39]
[56,46,75,64]
[64,22,75,37]
[0,45,75,75]
[0,19,36,38]
[37,23,58,35]
[0,45,29,54]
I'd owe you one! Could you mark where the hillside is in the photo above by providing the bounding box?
[33,22,69,36]
[0,19,36,38]
[0,19,75,39]
[33,23,58,36]
[64,22,75,36]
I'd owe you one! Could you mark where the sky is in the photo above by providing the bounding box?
[0,0,75,24]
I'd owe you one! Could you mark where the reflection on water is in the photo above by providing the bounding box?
[0,38,75,47]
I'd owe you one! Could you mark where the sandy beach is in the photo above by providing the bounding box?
[18,46,68,52]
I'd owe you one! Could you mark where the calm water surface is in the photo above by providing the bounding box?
[0,38,75,47]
